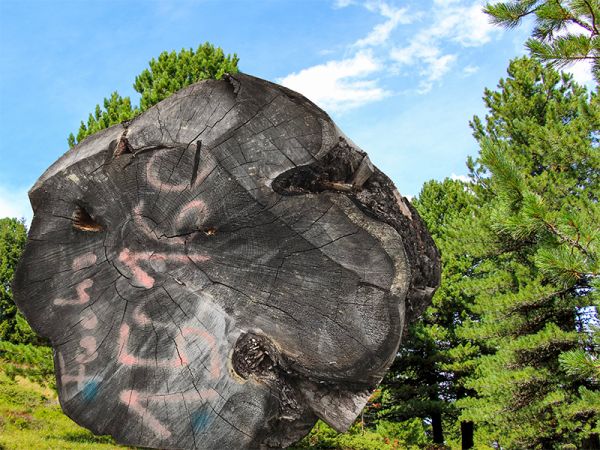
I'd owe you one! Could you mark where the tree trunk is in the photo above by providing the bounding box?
[582,433,600,449]
[431,410,444,445]
[461,420,474,449]
[13,73,440,450]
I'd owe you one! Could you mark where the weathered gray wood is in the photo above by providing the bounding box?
[351,155,374,189]
[13,73,440,449]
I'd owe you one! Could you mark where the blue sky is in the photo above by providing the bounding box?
[0,0,594,223]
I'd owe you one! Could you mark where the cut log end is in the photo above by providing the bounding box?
[13,72,440,450]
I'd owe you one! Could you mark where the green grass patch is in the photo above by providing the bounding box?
[0,343,132,449]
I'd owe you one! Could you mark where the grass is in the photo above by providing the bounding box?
[0,343,132,450]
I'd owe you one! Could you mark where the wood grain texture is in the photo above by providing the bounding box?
[13,73,441,449]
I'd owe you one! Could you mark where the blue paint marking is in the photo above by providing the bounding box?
[82,380,99,402]
[192,408,213,432]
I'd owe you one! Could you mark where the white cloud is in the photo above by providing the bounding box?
[435,3,496,47]
[334,0,355,7]
[279,51,390,112]
[429,54,457,81]
[463,64,480,75]
[451,173,470,183]
[354,2,413,47]
[283,1,501,110]
[565,60,595,86]
[390,36,439,65]
[281,1,415,112]
[390,1,500,93]
[554,24,596,87]
[0,185,32,225]
[415,55,457,93]
[390,36,457,93]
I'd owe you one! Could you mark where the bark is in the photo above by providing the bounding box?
[461,420,474,449]
[431,410,444,445]
[582,433,600,450]
[13,73,440,449]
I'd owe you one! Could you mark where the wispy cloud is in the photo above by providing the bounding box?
[390,37,457,93]
[0,185,32,225]
[280,1,501,110]
[463,64,480,76]
[390,1,499,92]
[450,173,470,183]
[280,1,410,112]
[353,2,413,48]
[334,0,355,8]
[279,51,390,112]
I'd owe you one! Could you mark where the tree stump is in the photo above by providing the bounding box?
[13,73,440,449]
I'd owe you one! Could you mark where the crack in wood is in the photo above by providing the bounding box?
[72,205,103,232]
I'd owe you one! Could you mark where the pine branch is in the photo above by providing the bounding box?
[554,0,596,34]
[542,219,594,259]
[526,35,594,67]
[582,0,600,35]
[484,1,542,28]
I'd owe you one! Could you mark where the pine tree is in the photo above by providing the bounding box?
[133,43,239,111]
[0,218,39,344]
[379,179,481,449]
[457,57,599,449]
[68,42,239,146]
[68,92,137,147]
[484,0,600,82]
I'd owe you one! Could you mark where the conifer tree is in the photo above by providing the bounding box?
[457,57,599,449]
[68,42,239,146]
[133,43,239,111]
[484,0,600,82]
[0,218,38,344]
[379,179,480,449]
[68,92,137,147]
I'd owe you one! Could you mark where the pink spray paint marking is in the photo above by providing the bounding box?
[132,304,151,326]
[118,249,156,289]
[54,279,93,306]
[120,389,172,438]
[72,252,97,271]
[118,323,183,367]
[135,199,208,244]
[132,201,173,242]
[181,327,221,379]
[59,352,86,386]
[119,388,218,439]
[81,310,98,329]
[118,249,210,289]
[76,336,98,364]
[118,323,221,378]
[134,203,156,239]
[175,199,207,229]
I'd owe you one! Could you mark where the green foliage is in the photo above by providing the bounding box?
[0,218,39,345]
[133,43,239,111]
[559,347,600,381]
[0,342,54,387]
[377,178,480,447]
[0,358,131,449]
[484,0,600,82]
[68,93,137,147]
[290,419,428,450]
[457,57,599,449]
[69,42,239,146]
